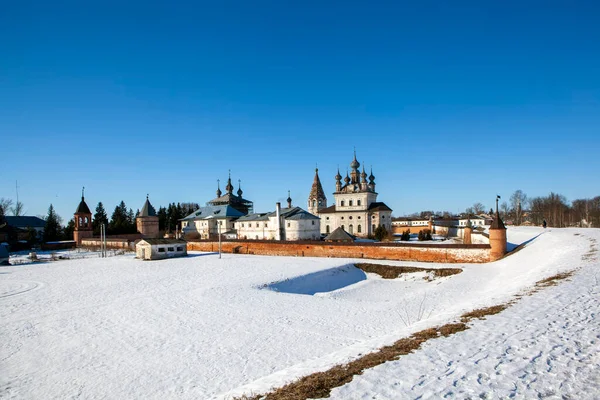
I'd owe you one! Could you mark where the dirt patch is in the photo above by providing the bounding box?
[355,263,462,280]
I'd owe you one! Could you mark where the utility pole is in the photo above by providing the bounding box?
[218,220,222,259]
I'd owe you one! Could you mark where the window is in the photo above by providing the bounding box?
[349,224,353,234]
[326,217,330,220]
[358,216,361,219]
[312,200,316,207]
[318,200,322,206]
[158,248,165,253]
[341,225,345,231]
[382,215,385,219]
[242,223,244,227]
[349,200,353,206]
[287,222,290,227]
[264,223,268,227]
[341,201,345,207]
[326,225,330,233]
[357,200,361,206]
[256,223,259,227]
[168,247,174,251]
[349,216,353,220]
[177,246,183,251]
[357,225,362,233]
[312,221,315,225]
[341,216,344,220]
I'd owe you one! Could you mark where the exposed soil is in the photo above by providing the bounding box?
[354,263,462,280]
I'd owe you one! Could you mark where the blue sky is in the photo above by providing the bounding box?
[1,1,599,222]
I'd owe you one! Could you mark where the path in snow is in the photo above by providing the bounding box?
[326,232,600,399]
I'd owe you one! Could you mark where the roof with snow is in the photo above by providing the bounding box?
[181,205,246,221]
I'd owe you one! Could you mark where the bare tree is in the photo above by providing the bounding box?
[472,202,485,214]
[510,190,528,225]
[0,198,13,213]
[500,201,509,219]
[11,201,25,216]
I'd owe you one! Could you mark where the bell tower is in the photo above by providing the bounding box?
[308,167,327,215]
[74,187,93,246]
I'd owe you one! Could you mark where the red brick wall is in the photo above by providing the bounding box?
[187,240,491,263]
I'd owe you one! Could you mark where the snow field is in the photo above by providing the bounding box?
[1,227,595,399]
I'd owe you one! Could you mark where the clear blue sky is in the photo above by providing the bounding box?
[1,1,599,222]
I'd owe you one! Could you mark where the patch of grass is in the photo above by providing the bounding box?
[355,263,462,280]
[535,271,575,287]
[460,305,508,323]
[234,322,470,400]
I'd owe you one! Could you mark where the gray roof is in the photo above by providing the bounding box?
[138,238,187,245]
[139,197,157,217]
[76,197,91,214]
[181,205,245,221]
[236,213,270,222]
[324,227,355,242]
[5,216,46,229]
[266,206,319,220]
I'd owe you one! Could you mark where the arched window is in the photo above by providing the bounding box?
[341,225,345,231]
[349,200,353,206]
[312,200,316,207]
[78,217,83,226]
[341,200,345,207]
[349,224,354,234]
[318,200,322,206]
[326,225,330,233]
[357,225,362,233]
[357,200,361,206]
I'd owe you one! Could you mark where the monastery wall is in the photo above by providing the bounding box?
[187,240,491,263]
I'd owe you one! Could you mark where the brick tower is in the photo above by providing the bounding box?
[489,196,507,261]
[136,195,159,238]
[74,187,93,246]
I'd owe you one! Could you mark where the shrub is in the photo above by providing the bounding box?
[418,229,432,241]
[374,225,388,241]
[400,229,411,241]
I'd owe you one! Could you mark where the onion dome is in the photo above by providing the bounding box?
[237,180,243,197]
[360,164,367,182]
[350,150,360,170]
[335,167,342,181]
[369,167,375,183]
[344,172,351,184]
[216,180,222,197]
[225,171,234,194]
[286,190,292,207]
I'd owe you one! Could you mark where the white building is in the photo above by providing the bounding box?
[235,199,320,241]
[136,238,188,260]
[180,173,253,240]
[309,153,392,238]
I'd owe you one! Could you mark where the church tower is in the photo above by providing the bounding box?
[308,168,327,215]
[74,187,93,246]
[137,195,159,238]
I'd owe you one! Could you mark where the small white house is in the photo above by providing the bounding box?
[136,238,188,260]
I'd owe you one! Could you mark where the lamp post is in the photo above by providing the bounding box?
[218,219,222,259]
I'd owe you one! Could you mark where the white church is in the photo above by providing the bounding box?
[308,152,393,238]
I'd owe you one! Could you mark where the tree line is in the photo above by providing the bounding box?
[0,197,200,244]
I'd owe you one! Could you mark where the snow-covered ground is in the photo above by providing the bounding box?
[1,227,598,399]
